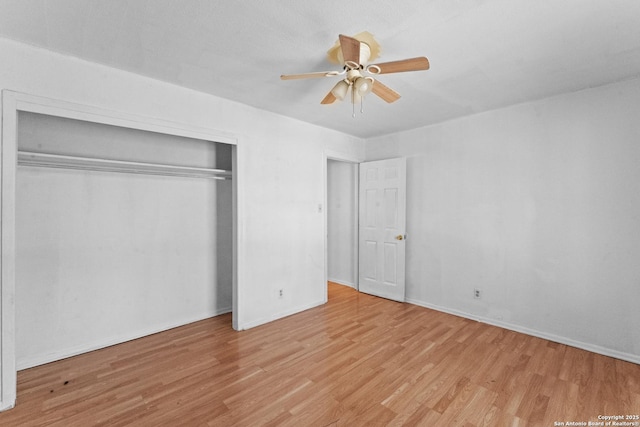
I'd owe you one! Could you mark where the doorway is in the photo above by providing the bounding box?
[324,153,408,303]
[327,159,358,289]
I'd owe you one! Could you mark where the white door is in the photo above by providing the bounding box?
[358,157,407,302]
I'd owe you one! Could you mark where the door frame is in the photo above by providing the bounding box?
[323,150,363,299]
[0,90,243,411]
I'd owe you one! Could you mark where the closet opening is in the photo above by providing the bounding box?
[0,92,242,411]
[15,111,234,370]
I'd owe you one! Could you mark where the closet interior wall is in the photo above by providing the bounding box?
[15,112,233,369]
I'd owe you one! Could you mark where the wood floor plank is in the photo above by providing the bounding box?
[1,282,639,426]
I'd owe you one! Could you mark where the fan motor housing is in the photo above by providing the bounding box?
[346,69,363,81]
[337,42,372,67]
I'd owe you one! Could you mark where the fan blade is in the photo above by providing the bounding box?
[372,80,401,103]
[339,34,361,65]
[321,91,337,104]
[281,71,339,80]
[371,57,430,74]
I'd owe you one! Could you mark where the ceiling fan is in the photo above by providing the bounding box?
[280,32,430,115]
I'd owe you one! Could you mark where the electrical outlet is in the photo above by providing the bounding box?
[278,289,283,298]
[474,288,482,299]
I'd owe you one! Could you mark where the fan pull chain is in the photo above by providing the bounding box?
[352,87,356,118]
[350,86,367,118]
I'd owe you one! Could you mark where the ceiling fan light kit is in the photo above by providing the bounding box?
[281,32,430,117]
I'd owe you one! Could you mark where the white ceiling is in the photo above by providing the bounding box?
[1,0,640,138]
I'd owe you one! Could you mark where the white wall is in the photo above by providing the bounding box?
[327,160,357,287]
[366,77,640,362]
[0,36,364,354]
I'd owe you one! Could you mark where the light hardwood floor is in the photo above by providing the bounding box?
[1,282,639,426]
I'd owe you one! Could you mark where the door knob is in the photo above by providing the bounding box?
[395,235,404,241]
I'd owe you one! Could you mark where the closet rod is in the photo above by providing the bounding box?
[17,151,232,180]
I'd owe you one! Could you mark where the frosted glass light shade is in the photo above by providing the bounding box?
[354,77,374,96]
[331,80,350,100]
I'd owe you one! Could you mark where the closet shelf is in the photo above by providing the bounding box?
[17,151,232,180]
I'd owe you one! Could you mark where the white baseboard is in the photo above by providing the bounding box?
[17,307,232,370]
[238,299,326,330]
[327,278,356,289]
[406,297,640,366]
[19,295,638,371]
[0,400,15,413]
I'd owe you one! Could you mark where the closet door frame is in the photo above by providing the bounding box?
[0,90,242,411]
